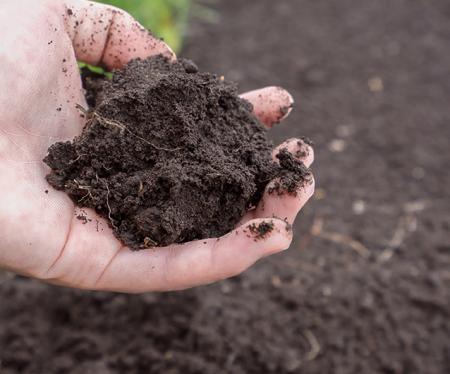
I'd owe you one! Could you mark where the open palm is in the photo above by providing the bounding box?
[0,0,314,292]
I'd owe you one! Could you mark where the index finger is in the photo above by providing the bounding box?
[63,0,175,69]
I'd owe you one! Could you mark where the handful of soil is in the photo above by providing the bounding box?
[44,56,311,249]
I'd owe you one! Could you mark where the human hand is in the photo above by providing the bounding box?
[0,0,314,292]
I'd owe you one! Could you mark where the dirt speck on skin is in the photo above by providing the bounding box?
[284,220,292,233]
[44,55,311,250]
[295,141,309,158]
[76,214,87,224]
[76,213,91,224]
[248,220,275,240]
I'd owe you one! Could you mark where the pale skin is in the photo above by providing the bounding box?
[0,0,315,293]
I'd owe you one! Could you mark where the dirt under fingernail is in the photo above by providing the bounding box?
[44,55,311,250]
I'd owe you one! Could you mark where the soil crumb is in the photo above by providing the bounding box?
[248,221,275,240]
[45,55,310,249]
[269,148,313,195]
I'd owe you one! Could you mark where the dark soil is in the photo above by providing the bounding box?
[45,56,309,249]
[1,0,450,373]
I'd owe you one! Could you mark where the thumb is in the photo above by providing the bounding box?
[91,218,293,293]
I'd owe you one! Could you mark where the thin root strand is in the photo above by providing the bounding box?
[91,111,180,153]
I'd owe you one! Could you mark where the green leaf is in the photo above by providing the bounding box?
[78,62,113,79]
[97,0,192,53]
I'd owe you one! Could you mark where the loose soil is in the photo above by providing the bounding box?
[45,56,309,249]
[1,0,449,373]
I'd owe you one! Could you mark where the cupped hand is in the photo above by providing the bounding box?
[0,0,314,292]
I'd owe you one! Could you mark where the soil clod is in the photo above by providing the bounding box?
[248,221,275,240]
[45,55,310,249]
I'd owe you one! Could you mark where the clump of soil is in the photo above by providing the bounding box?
[44,55,311,249]
[247,221,275,240]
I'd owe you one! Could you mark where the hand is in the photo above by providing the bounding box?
[0,0,315,292]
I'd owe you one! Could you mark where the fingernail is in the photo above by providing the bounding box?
[276,88,294,122]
